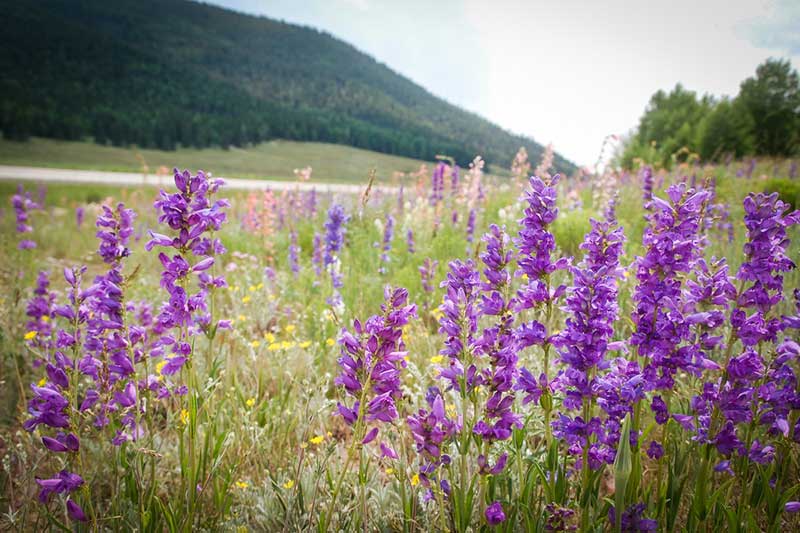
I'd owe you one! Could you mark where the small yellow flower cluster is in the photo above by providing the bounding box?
[24,331,38,340]
[246,398,256,408]
[234,480,249,489]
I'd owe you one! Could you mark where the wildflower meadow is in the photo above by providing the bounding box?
[1,151,799,532]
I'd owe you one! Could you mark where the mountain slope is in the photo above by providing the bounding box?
[0,0,576,173]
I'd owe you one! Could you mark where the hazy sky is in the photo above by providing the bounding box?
[207,0,800,167]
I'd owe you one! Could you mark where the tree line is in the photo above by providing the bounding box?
[619,59,800,168]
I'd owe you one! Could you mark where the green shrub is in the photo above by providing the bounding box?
[764,178,800,210]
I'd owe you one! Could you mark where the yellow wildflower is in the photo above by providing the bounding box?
[264,332,276,343]
[180,408,189,426]
[37,377,47,387]
[238,314,247,322]
[248,285,257,292]
[246,398,256,408]
[281,340,296,349]
[326,338,336,347]
[385,468,395,475]
[24,331,38,341]
[283,480,294,489]
[309,435,324,445]
[156,359,168,376]
[411,474,420,486]
[250,340,261,348]
[268,342,281,352]
[430,355,444,364]
[431,309,443,320]
[299,340,312,349]
[257,282,264,289]
[235,481,249,489]
[41,316,50,323]
[242,295,252,304]
[284,324,296,333]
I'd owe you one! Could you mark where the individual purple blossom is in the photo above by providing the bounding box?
[75,206,85,228]
[335,286,416,443]
[35,469,84,503]
[485,501,506,526]
[67,499,87,522]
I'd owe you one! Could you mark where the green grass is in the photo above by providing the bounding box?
[0,137,431,184]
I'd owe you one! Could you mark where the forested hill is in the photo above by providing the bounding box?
[0,0,576,173]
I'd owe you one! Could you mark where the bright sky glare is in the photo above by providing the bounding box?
[207,0,800,167]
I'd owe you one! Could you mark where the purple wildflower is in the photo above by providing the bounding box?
[379,214,394,275]
[335,286,416,442]
[324,204,349,305]
[407,387,460,501]
[437,260,482,392]
[146,169,229,375]
[288,230,300,277]
[12,184,39,249]
[485,501,506,526]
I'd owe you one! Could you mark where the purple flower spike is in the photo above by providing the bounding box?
[335,286,416,444]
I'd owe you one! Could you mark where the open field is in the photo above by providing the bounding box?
[1,157,799,531]
[0,138,431,184]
